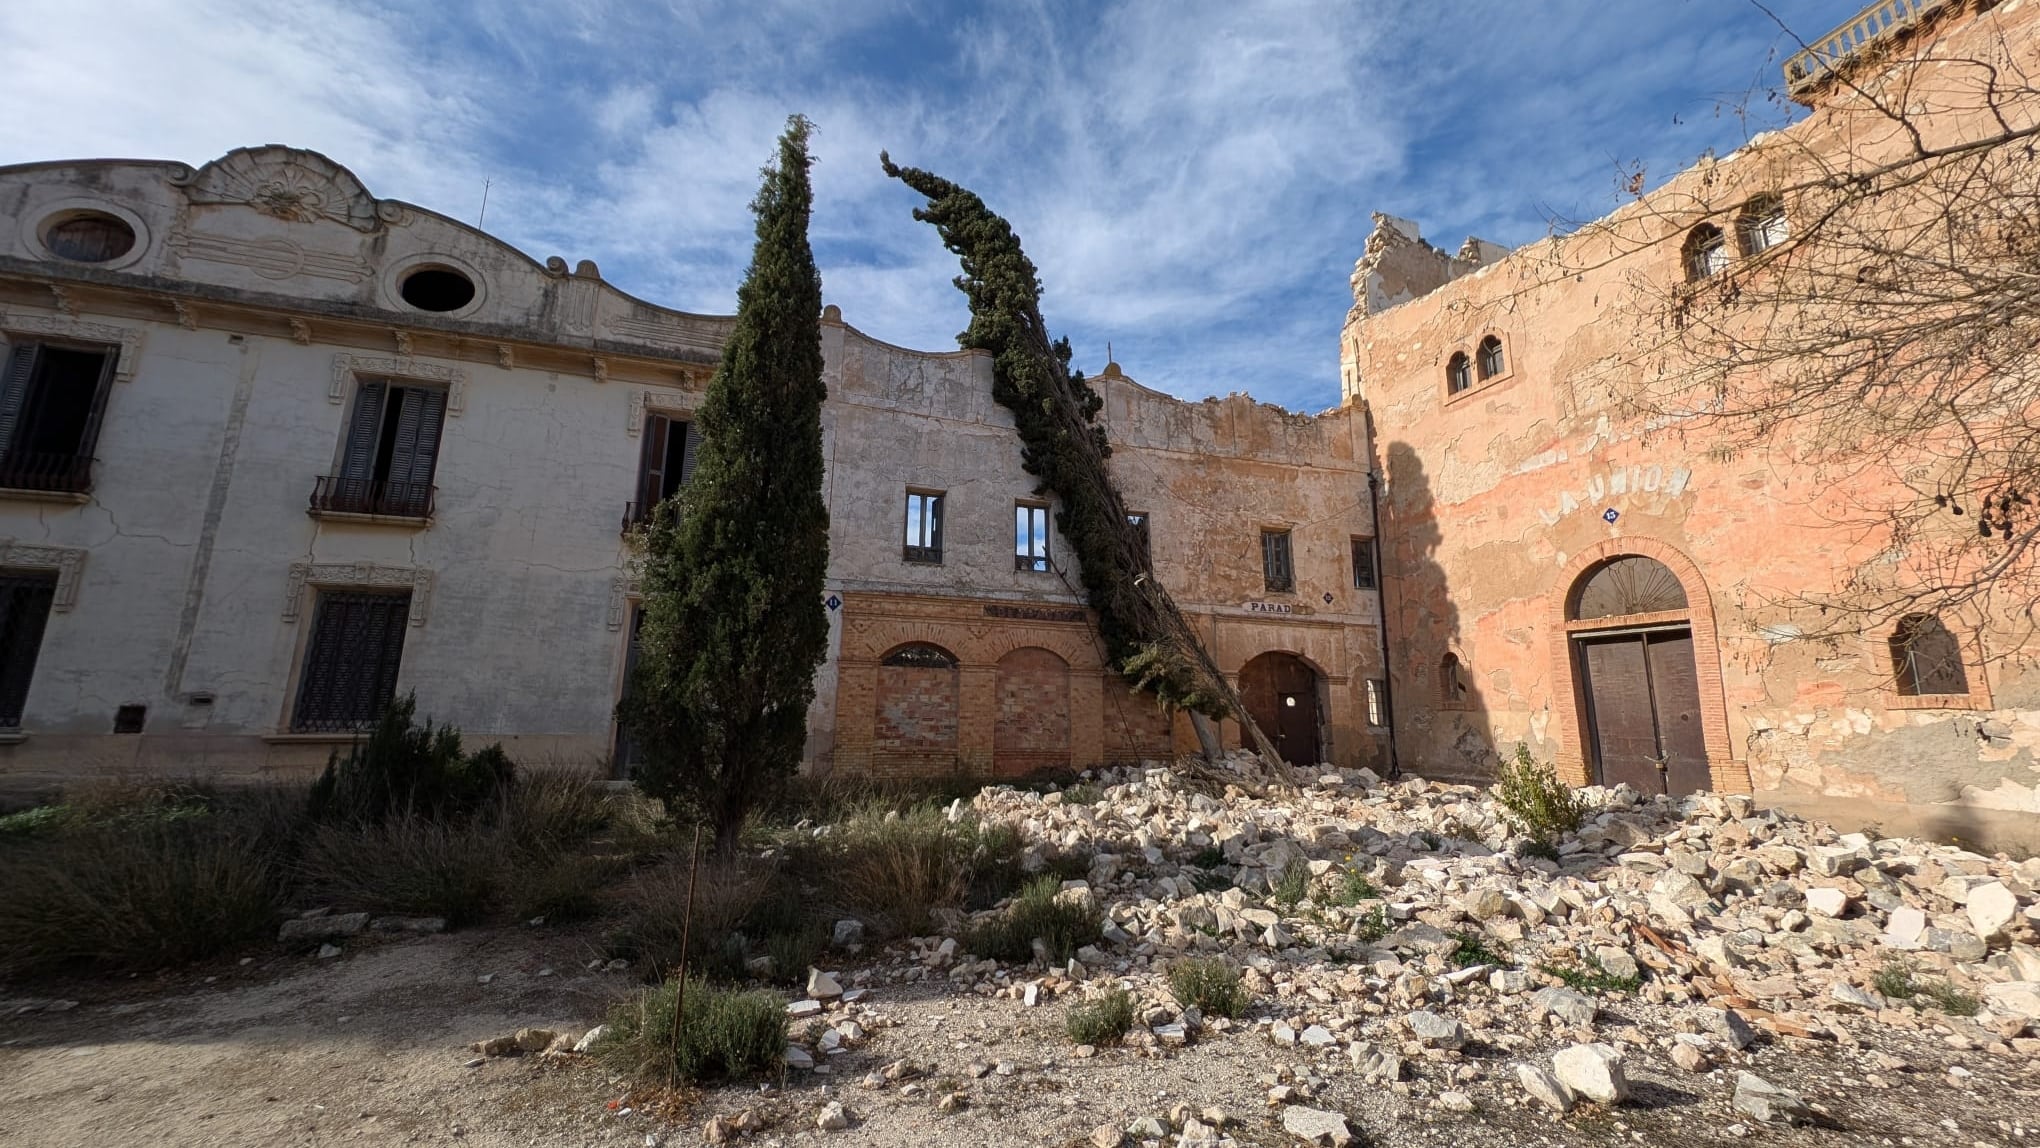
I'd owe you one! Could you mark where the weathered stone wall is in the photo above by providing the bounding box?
[1341,0,2040,845]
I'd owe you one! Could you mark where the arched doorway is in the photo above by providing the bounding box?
[1567,555,1708,795]
[994,647,1071,777]
[1238,652,1321,766]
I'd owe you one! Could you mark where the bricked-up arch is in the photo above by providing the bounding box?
[875,641,960,775]
[1547,538,1746,793]
[995,646,1071,777]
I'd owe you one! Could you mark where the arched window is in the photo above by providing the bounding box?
[1570,555,1689,621]
[1737,194,1787,256]
[1440,652,1467,702]
[1683,223,1729,282]
[1476,335,1505,380]
[1890,615,1969,696]
[1445,352,1472,395]
[881,642,957,668]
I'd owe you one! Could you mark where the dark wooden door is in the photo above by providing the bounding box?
[1576,628,1706,796]
[1240,653,1320,766]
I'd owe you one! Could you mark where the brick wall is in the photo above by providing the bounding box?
[994,647,1070,776]
[874,663,959,775]
[1101,678,1177,761]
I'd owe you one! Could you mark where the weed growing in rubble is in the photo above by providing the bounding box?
[1065,987,1136,1044]
[1875,957,1980,1016]
[1062,782,1104,806]
[1873,957,1920,1001]
[593,975,787,1084]
[1494,743,1587,846]
[1353,904,1393,943]
[1542,953,1642,995]
[1449,931,1508,969]
[964,876,1102,963]
[1272,859,1312,909]
[1330,869,1379,906]
[1169,957,1251,1018]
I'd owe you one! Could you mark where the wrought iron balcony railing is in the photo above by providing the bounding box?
[0,451,92,494]
[1784,0,1946,96]
[309,475,435,519]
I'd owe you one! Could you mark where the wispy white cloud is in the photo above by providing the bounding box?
[0,0,1868,411]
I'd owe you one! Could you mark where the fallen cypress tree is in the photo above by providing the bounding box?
[881,154,1288,776]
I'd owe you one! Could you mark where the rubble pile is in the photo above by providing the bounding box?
[822,757,2040,1134]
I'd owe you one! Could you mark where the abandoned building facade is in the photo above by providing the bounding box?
[0,146,1383,790]
[0,0,2035,845]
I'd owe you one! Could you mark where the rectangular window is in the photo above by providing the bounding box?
[612,604,645,776]
[0,341,116,494]
[1126,512,1151,570]
[631,412,701,527]
[1365,678,1387,728]
[904,490,944,563]
[291,589,411,733]
[1015,502,1051,572]
[318,380,447,517]
[1351,536,1378,590]
[1261,528,1294,593]
[0,570,58,728]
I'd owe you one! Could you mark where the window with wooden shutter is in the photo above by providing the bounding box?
[1351,536,1377,590]
[1261,529,1294,593]
[0,341,115,493]
[316,380,443,517]
[0,570,58,728]
[627,414,697,529]
[291,590,411,732]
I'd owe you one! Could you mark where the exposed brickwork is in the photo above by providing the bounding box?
[873,663,959,776]
[994,647,1071,776]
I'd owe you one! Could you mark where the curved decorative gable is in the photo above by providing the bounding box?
[168,146,395,233]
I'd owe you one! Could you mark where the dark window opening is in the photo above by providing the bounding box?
[1351,536,1377,590]
[43,213,136,263]
[626,413,699,529]
[292,590,410,733]
[1684,223,1729,281]
[314,380,445,517]
[0,342,114,493]
[113,704,146,734]
[905,490,944,563]
[1126,512,1151,570]
[1364,678,1387,728]
[1441,652,1467,702]
[882,642,957,668]
[1891,614,1969,696]
[612,605,645,776]
[1476,335,1505,380]
[1445,352,1472,395]
[1016,503,1051,572]
[1261,528,1294,593]
[1738,194,1788,255]
[398,267,477,312]
[0,571,57,728]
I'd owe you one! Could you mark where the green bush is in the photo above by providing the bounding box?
[1272,859,1311,909]
[1542,953,1641,995]
[593,976,787,1084]
[608,855,822,984]
[307,694,515,825]
[1353,903,1392,943]
[1448,931,1507,969]
[1330,869,1378,906]
[0,814,284,976]
[1066,987,1135,1044]
[1874,957,1979,1015]
[1167,957,1250,1019]
[964,876,1102,963]
[1493,743,1586,844]
[298,816,505,925]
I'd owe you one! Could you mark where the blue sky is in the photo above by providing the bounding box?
[1,0,1862,412]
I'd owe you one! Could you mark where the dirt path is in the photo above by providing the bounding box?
[4,926,2037,1148]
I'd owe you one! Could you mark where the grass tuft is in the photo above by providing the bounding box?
[1272,859,1311,909]
[1065,987,1136,1045]
[1541,953,1641,995]
[963,876,1102,964]
[592,976,787,1084]
[1168,957,1250,1018]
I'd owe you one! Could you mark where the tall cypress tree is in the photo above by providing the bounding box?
[622,117,830,852]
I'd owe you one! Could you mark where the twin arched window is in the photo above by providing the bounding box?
[1476,335,1505,380]
[1685,194,1790,281]
[1445,337,1506,396]
[1683,224,1730,282]
[1890,614,1968,696]
[1446,352,1472,394]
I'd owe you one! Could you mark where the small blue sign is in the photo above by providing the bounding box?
[1322,593,1334,605]
[825,594,842,611]
[1602,508,1620,524]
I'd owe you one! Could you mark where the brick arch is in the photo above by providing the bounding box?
[1547,536,1746,792]
[1224,646,1332,681]
[994,646,1072,777]
[981,630,1097,671]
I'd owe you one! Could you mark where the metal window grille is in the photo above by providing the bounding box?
[905,491,944,563]
[1351,537,1377,590]
[1476,336,1505,380]
[1446,353,1471,394]
[0,571,57,728]
[1891,614,1969,696]
[1261,529,1294,593]
[1015,503,1050,572]
[0,342,113,494]
[291,590,410,733]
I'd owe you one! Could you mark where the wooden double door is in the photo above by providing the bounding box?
[1238,652,1321,767]
[1575,627,1708,796]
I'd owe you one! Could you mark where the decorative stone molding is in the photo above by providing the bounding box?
[628,387,697,436]
[169,146,398,233]
[328,352,467,415]
[284,562,434,626]
[0,311,145,382]
[0,541,86,611]
[607,575,643,630]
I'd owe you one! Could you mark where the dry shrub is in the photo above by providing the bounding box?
[964,876,1101,963]
[608,855,822,983]
[593,975,786,1084]
[1168,957,1250,1018]
[298,815,506,926]
[496,769,612,855]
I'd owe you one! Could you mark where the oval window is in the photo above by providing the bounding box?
[399,267,477,312]
[44,212,136,263]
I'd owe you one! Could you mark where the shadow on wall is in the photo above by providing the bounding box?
[1383,441,1497,779]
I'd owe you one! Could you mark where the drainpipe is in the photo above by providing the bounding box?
[1367,467,1402,780]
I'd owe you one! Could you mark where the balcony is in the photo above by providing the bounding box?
[1784,0,1947,100]
[0,452,92,499]
[621,501,647,533]
[308,476,434,522]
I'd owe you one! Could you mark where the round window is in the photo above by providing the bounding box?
[43,212,136,263]
[399,267,477,312]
